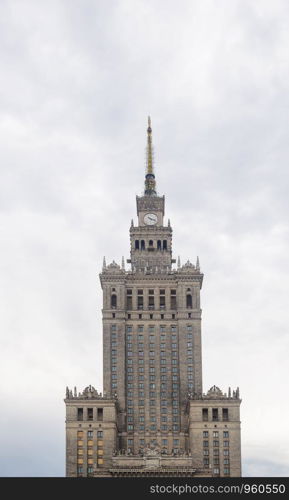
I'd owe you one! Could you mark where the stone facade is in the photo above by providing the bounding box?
[64,118,242,477]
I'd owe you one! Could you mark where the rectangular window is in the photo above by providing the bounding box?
[97,431,103,438]
[160,289,166,309]
[87,408,93,421]
[213,431,219,438]
[97,408,103,421]
[170,290,177,309]
[203,431,209,438]
[223,431,229,438]
[212,408,219,421]
[126,290,132,310]
[77,408,83,421]
[202,408,208,421]
[222,408,229,421]
[203,440,209,447]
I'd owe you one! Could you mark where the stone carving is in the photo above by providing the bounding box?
[187,385,240,401]
[178,260,196,273]
[207,385,223,397]
[65,385,117,400]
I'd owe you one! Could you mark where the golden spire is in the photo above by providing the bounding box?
[145,116,156,195]
[147,116,153,175]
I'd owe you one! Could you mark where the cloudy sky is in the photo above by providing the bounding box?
[0,0,289,477]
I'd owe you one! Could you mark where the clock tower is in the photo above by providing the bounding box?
[129,117,174,274]
[65,117,242,478]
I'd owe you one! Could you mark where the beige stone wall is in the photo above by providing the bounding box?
[188,398,242,477]
[65,399,118,477]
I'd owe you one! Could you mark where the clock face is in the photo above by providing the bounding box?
[144,213,158,225]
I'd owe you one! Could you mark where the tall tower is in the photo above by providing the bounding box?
[100,117,203,453]
[65,118,242,478]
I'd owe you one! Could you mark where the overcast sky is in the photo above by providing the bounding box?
[0,0,289,477]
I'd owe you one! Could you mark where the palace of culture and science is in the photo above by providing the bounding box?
[64,118,242,477]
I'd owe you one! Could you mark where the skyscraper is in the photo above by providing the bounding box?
[65,118,242,477]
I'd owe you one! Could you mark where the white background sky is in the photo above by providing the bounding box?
[0,0,289,477]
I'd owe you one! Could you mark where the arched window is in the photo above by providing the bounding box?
[186,294,192,309]
[157,240,161,250]
[111,294,117,309]
[135,240,139,250]
[141,240,145,250]
[163,240,167,250]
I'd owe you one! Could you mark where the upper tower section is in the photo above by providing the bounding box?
[130,118,173,273]
[136,116,165,226]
